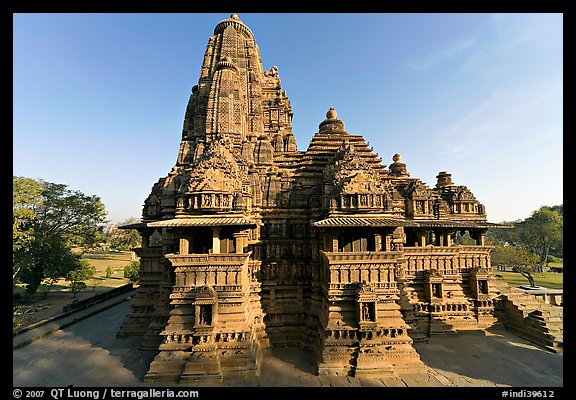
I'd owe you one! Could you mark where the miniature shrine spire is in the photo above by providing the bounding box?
[435,171,454,187]
[389,153,410,176]
[318,107,347,134]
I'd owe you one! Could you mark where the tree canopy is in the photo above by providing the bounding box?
[123,260,141,284]
[33,180,108,248]
[517,206,563,264]
[13,177,43,253]
[491,245,540,287]
[13,176,108,294]
[68,260,97,298]
[488,204,563,287]
[109,217,142,251]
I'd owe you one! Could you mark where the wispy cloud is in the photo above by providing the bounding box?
[434,81,562,159]
[491,13,562,49]
[406,38,476,71]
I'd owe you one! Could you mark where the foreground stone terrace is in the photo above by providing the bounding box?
[13,299,562,387]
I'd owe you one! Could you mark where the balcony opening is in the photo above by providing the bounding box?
[338,233,375,252]
[198,304,213,325]
[360,302,376,322]
[432,283,442,298]
[478,280,489,295]
[190,228,212,254]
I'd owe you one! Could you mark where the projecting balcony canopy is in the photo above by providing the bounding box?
[407,220,512,229]
[314,216,407,228]
[313,216,511,229]
[147,217,261,228]
[118,222,149,230]
[120,216,261,230]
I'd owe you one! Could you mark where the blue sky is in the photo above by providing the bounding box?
[13,13,563,224]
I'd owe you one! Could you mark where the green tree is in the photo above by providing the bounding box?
[454,230,477,245]
[487,204,563,287]
[123,261,141,284]
[35,180,108,249]
[487,219,520,246]
[13,177,43,254]
[68,260,96,298]
[517,206,563,270]
[548,204,563,216]
[109,217,142,251]
[491,245,540,287]
[15,235,84,295]
[13,177,108,294]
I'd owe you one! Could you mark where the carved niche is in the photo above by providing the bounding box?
[436,185,486,217]
[323,143,391,212]
[176,137,250,213]
[194,285,218,328]
[402,181,442,218]
[357,282,379,327]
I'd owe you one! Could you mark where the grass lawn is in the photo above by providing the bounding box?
[496,271,563,290]
[548,260,563,271]
[14,250,134,299]
[13,250,135,329]
[82,250,134,286]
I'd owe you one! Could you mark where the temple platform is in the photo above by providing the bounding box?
[13,299,563,388]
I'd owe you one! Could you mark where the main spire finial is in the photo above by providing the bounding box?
[326,107,337,120]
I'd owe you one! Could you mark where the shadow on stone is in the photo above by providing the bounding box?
[413,324,563,387]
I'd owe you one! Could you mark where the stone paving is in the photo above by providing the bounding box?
[13,299,563,388]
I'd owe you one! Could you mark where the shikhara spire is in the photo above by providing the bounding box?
[175,13,293,169]
[118,14,558,384]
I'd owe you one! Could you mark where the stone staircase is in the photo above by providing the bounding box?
[493,279,563,353]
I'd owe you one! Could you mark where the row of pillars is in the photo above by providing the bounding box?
[323,228,487,253]
[178,228,250,255]
[412,229,453,247]
[324,229,485,252]
[325,233,393,253]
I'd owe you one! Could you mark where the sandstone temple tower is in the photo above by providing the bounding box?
[118,14,516,383]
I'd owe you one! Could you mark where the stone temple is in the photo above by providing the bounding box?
[118,14,562,383]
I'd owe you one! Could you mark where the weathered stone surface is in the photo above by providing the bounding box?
[117,13,563,383]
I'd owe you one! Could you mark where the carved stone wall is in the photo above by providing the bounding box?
[119,14,513,383]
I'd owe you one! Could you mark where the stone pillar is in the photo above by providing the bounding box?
[212,228,221,254]
[444,231,453,247]
[415,230,426,247]
[477,231,486,246]
[234,233,241,254]
[234,232,248,254]
[142,234,149,248]
[179,238,189,255]
[437,232,445,247]
[374,233,382,252]
[385,234,392,252]
[332,237,339,252]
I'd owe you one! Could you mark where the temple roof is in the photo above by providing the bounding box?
[140,15,502,228]
[120,216,260,229]
[314,216,511,229]
[314,216,407,227]
[408,220,512,229]
[147,216,260,227]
